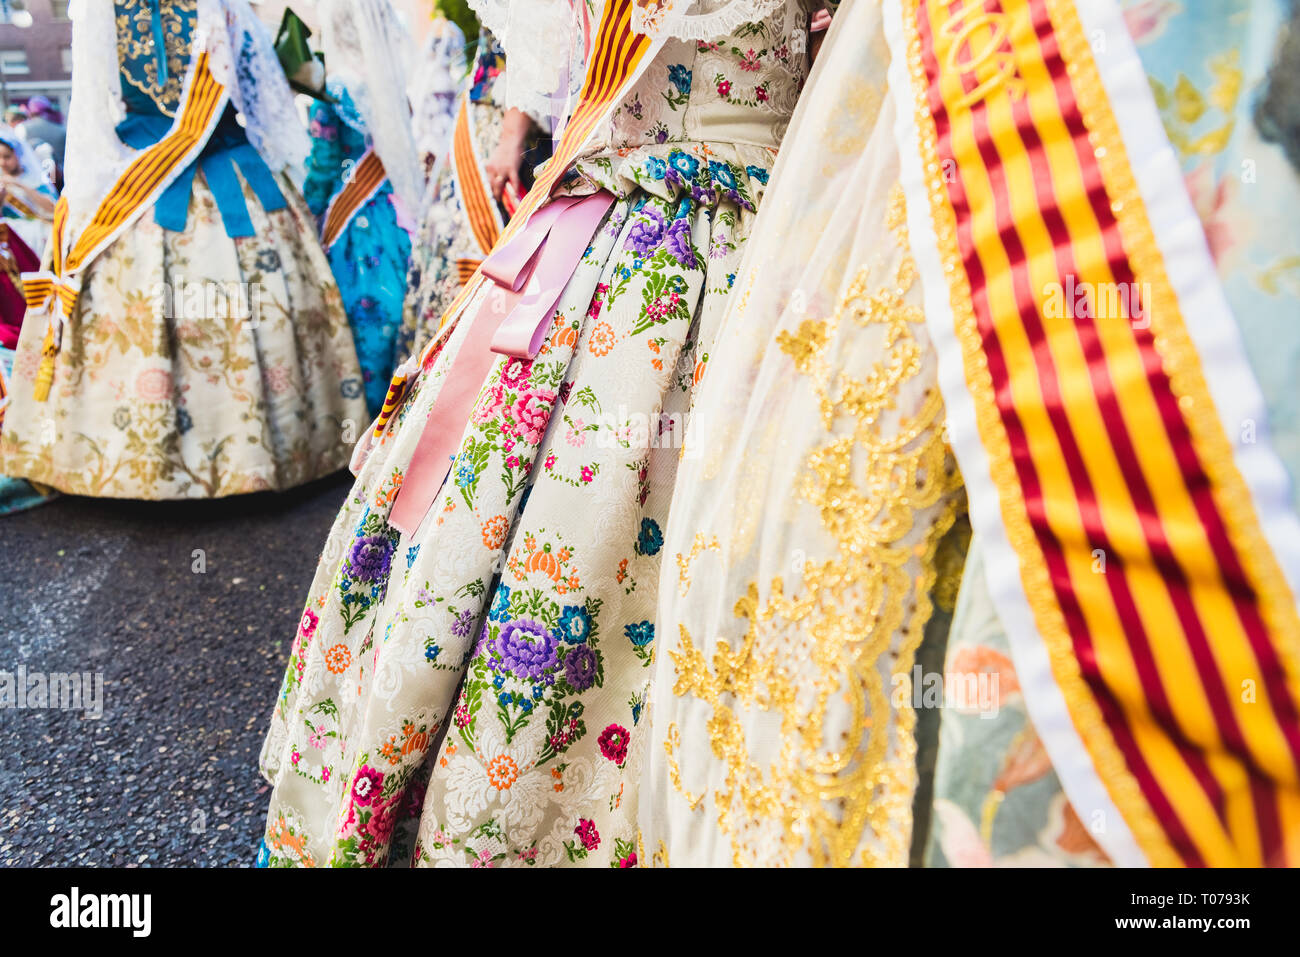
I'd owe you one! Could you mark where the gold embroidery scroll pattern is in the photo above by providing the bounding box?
[667,188,962,865]
[116,0,199,118]
[935,0,1026,110]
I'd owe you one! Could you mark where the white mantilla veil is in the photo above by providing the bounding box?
[317,0,423,219]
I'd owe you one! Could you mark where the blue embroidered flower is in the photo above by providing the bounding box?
[709,160,738,191]
[256,839,271,868]
[558,605,592,644]
[453,453,476,489]
[668,64,692,94]
[405,544,420,569]
[520,698,534,712]
[489,585,511,622]
[425,644,441,663]
[498,692,512,706]
[176,407,193,435]
[624,620,655,647]
[745,164,770,185]
[636,517,663,556]
[493,673,506,690]
[644,156,667,180]
[669,150,700,179]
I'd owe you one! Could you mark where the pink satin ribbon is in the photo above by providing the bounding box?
[388,189,615,535]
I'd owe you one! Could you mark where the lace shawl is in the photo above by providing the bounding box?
[318,0,424,218]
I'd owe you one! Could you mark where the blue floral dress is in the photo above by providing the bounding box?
[304,83,413,418]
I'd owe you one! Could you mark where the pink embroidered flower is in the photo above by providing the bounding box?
[586,283,610,320]
[716,78,732,97]
[580,466,595,484]
[505,455,519,469]
[264,363,291,395]
[290,749,301,766]
[321,766,331,783]
[351,765,384,806]
[566,418,587,447]
[618,851,637,868]
[454,703,472,728]
[508,389,556,446]
[739,48,761,72]
[366,799,397,844]
[471,849,495,868]
[472,383,508,424]
[300,608,319,639]
[544,452,557,470]
[308,725,328,749]
[135,368,173,401]
[574,818,600,851]
[500,357,533,390]
[755,85,768,102]
[598,724,630,764]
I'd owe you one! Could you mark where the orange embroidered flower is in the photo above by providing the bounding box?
[588,321,616,356]
[324,644,352,674]
[481,514,509,550]
[485,754,520,790]
[402,722,416,738]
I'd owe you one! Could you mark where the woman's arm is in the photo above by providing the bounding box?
[0,176,55,217]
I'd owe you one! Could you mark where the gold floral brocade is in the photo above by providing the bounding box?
[663,186,963,866]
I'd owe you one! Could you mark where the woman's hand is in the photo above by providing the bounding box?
[810,8,831,62]
[485,107,535,203]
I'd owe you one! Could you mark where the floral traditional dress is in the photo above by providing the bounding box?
[0,0,367,499]
[304,83,414,418]
[260,0,820,867]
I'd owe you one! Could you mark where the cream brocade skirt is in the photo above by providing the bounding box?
[0,171,369,499]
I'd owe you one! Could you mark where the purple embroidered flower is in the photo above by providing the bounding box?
[624,207,666,257]
[663,218,697,269]
[564,644,598,691]
[348,534,395,582]
[451,608,476,638]
[491,618,559,681]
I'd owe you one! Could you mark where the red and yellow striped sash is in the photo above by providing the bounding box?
[898,0,1300,865]
[320,148,387,250]
[375,0,656,438]
[450,97,502,257]
[27,48,229,401]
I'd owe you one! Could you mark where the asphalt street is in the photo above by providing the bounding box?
[0,471,352,867]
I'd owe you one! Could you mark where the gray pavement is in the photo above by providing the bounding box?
[0,471,352,866]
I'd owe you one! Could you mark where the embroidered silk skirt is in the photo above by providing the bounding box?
[259,144,771,867]
[0,171,369,499]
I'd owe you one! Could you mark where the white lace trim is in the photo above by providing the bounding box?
[467,0,582,133]
[637,0,791,40]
